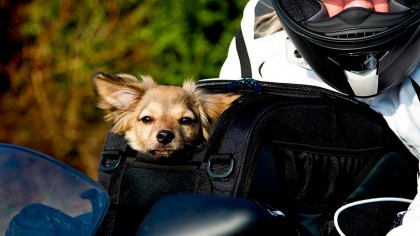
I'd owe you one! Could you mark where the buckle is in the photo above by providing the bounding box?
[207,154,234,179]
[99,150,124,173]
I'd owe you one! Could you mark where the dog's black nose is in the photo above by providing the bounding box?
[156,130,175,145]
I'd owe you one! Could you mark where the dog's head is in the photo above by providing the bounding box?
[93,72,239,159]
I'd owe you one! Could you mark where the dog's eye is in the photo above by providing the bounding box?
[180,117,194,125]
[140,116,153,123]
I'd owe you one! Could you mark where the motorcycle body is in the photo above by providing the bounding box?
[0,143,412,236]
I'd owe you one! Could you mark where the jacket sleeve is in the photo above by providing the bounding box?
[219,36,241,78]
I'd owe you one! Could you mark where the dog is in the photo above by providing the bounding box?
[93,71,239,160]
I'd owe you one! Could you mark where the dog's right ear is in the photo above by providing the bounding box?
[92,72,156,121]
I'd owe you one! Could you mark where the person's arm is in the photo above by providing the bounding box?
[219,37,242,78]
[386,68,420,235]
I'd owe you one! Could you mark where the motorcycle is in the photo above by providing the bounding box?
[0,143,411,236]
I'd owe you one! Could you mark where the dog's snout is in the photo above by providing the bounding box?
[156,130,175,145]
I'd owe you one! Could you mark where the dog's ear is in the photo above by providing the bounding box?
[183,80,240,140]
[92,72,157,131]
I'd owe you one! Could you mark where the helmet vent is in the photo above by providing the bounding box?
[335,31,376,39]
[325,27,388,38]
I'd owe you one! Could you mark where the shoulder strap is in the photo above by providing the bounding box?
[235,28,252,78]
[201,96,279,197]
[97,126,129,188]
[411,77,420,99]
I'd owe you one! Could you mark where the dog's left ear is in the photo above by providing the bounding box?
[92,72,157,124]
[183,80,240,140]
[93,72,144,112]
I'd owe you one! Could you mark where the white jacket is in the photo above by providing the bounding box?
[220,0,420,159]
[219,0,420,234]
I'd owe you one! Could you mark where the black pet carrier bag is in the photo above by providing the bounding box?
[95,78,418,236]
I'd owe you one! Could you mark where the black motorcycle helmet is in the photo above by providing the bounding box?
[271,0,419,97]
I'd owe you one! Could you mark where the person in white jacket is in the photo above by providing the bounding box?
[219,0,419,234]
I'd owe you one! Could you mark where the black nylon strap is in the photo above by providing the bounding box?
[203,97,280,196]
[97,127,128,189]
[96,127,129,235]
[411,77,420,100]
[235,27,252,78]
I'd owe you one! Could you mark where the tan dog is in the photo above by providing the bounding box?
[93,72,239,159]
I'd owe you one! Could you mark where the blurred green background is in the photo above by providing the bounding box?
[0,0,247,179]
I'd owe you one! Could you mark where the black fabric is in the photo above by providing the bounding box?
[96,147,212,235]
[411,77,420,99]
[235,28,252,78]
[395,0,420,9]
[278,0,322,22]
[97,131,128,192]
[96,79,418,235]
[203,92,417,204]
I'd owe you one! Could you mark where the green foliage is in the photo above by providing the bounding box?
[21,0,246,85]
[134,0,246,84]
[1,0,247,177]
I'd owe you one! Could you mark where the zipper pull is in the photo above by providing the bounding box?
[227,78,261,93]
